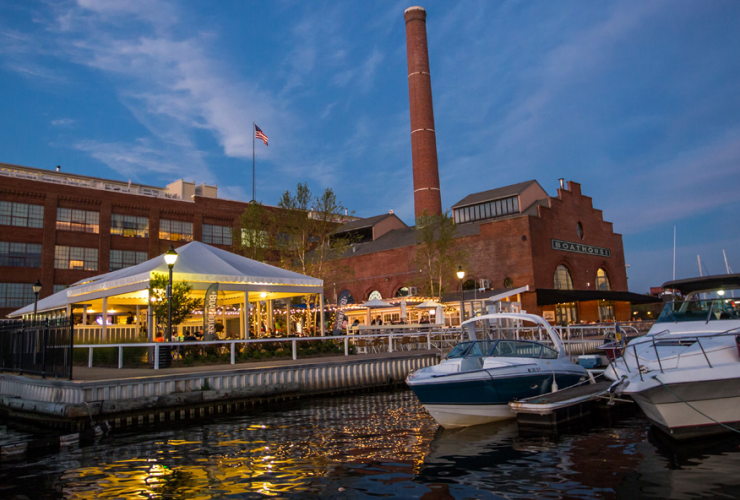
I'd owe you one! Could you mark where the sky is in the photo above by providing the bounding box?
[1,0,739,294]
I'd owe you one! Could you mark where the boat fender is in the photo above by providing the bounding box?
[609,376,629,397]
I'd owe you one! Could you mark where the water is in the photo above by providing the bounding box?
[2,390,740,499]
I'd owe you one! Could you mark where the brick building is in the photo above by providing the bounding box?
[329,178,654,324]
[0,162,256,319]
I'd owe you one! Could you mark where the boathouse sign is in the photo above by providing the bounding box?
[551,239,611,257]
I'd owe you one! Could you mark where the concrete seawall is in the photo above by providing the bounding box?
[0,352,439,431]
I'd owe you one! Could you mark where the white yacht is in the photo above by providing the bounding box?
[606,274,740,439]
[406,313,588,429]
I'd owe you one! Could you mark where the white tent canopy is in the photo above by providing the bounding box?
[10,241,324,317]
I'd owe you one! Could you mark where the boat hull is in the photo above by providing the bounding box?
[628,378,740,440]
[423,403,514,429]
[409,371,586,429]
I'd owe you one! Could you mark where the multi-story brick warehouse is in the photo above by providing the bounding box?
[330,178,656,324]
[0,162,268,319]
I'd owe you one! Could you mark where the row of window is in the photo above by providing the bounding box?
[1,204,224,243]
[0,283,36,308]
[203,224,232,246]
[0,242,42,267]
[0,201,44,228]
[453,196,520,224]
[554,265,611,290]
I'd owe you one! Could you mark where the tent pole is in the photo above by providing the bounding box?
[320,292,325,336]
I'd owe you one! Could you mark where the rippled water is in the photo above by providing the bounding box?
[2,390,740,499]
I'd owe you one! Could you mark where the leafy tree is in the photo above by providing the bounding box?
[233,201,271,262]
[275,182,355,331]
[414,210,464,297]
[148,273,203,337]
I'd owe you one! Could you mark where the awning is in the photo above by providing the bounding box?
[536,288,661,306]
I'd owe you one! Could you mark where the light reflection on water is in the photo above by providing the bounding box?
[1,390,740,499]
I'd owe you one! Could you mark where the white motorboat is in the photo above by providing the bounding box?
[606,274,740,439]
[406,313,588,429]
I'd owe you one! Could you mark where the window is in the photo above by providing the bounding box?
[0,283,35,308]
[110,250,148,271]
[599,301,615,321]
[203,224,232,245]
[596,268,611,290]
[53,284,68,294]
[160,219,193,242]
[0,201,44,228]
[554,264,574,290]
[577,221,584,240]
[56,208,99,233]
[556,302,578,325]
[111,214,149,238]
[55,246,98,271]
[0,242,42,267]
[395,287,410,297]
[241,228,268,248]
[368,290,382,300]
[503,277,514,288]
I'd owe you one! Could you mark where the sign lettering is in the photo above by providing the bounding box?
[551,239,611,258]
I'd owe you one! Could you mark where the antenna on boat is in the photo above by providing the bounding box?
[723,249,735,298]
[673,226,676,280]
[697,255,703,277]
[723,249,733,274]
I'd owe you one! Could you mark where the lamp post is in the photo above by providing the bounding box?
[164,245,179,342]
[32,279,42,322]
[456,266,465,326]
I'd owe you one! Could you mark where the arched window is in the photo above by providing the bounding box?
[368,290,382,300]
[395,287,410,297]
[596,268,611,291]
[463,279,477,291]
[554,265,574,290]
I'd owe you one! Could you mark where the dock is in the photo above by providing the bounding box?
[510,379,632,432]
[0,351,439,433]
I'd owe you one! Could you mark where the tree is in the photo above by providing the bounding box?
[233,201,270,262]
[148,273,203,334]
[414,210,464,297]
[275,182,355,331]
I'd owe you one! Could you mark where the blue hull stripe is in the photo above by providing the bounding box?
[410,373,584,405]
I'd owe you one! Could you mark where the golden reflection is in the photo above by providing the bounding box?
[55,392,439,499]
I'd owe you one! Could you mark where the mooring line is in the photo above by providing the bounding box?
[654,375,740,435]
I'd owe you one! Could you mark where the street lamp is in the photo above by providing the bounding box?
[164,245,179,341]
[456,266,465,325]
[32,279,42,322]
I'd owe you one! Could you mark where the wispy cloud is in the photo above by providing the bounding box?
[51,118,74,126]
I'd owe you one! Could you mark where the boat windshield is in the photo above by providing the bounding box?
[446,340,559,359]
[446,342,474,359]
[656,298,740,323]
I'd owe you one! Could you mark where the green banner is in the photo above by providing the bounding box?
[203,283,219,338]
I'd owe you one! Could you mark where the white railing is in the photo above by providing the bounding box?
[75,325,140,344]
[75,329,462,370]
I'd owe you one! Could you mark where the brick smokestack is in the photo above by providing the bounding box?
[405,6,442,219]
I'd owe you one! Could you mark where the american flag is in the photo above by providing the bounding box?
[255,124,268,146]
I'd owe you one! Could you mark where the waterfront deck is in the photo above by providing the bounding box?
[0,350,440,432]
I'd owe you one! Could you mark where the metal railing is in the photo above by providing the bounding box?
[75,329,465,370]
[0,318,74,379]
[608,329,740,381]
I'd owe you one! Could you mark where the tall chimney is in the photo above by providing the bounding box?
[405,6,442,219]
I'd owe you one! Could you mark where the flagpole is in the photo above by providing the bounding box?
[252,121,256,202]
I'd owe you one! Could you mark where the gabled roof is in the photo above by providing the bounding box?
[340,222,481,258]
[335,213,405,234]
[451,180,540,209]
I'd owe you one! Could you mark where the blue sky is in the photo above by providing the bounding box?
[1,0,739,294]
